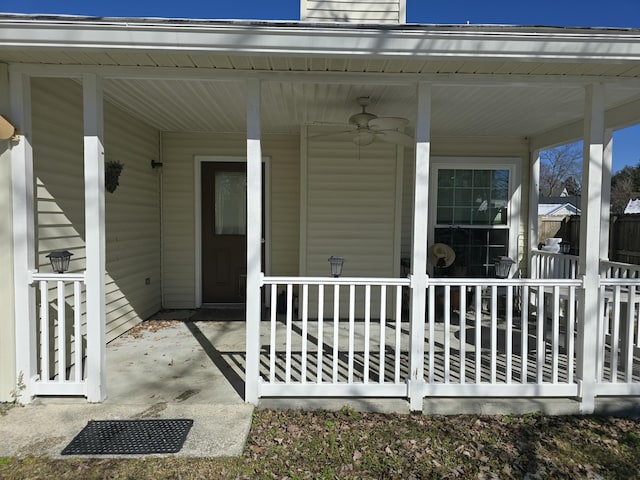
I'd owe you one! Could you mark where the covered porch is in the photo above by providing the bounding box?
[5,18,640,413]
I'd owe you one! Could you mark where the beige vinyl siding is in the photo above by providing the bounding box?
[300,0,405,23]
[400,138,530,270]
[161,132,300,308]
[32,78,161,347]
[304,139,399,278]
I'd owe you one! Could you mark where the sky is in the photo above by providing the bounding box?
[4,0,640,171]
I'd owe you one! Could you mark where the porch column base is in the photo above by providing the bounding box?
[407,379,425,412]
[577,380,596,415]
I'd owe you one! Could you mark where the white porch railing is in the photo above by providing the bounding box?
[259,276,411,397]
[598,261,640,395]
[422,278,580,397]
[530,249,579,280]
[29,272,86,396]
[259,275,581,402]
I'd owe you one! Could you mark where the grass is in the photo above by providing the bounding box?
[1,407,640,479]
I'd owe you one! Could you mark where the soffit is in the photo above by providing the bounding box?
[3,49,640,78]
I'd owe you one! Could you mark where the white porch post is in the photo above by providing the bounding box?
[600,130,613,261]
[245,78,262,405]
[83,74,106,402]
[10,70,36,402]
[408,82,431,411]
[577,83,605,414]
[528,149,541,256]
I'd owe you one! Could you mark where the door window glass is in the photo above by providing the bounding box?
[215,171,246,235]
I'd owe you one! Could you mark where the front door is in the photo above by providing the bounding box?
[201,162,247,303]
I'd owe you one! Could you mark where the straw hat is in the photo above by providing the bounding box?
[427,243,456,268]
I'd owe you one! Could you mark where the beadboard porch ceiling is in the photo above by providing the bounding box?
[98,78,640,141]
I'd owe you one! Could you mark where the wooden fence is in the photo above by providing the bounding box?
[539,215,640,263]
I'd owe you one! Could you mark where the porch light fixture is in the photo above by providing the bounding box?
[494,256,515,279]
[46,250,73,274]
[328,256,345,277]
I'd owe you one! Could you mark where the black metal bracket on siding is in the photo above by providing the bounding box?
[151,159,163,169]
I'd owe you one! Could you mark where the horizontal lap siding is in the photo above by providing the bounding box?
[161,132,299,308]
[301,0,404,23]
[306,140,398,278]
[32,78,161,344]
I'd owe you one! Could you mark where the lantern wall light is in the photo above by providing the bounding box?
[46,250,73,274]
[328,256,344,277]
[494,256,515,279]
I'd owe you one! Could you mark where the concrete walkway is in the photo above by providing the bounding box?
[0,311,254,458]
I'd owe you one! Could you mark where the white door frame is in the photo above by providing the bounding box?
[194,155,271,307]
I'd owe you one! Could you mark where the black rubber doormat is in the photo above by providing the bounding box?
[61,419,194,455]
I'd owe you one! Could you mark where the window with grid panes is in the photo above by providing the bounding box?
[434,168,510,277]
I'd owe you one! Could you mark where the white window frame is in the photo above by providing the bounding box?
[428,157,521,277]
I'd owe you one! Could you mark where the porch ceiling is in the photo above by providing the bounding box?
[99,77,640,140]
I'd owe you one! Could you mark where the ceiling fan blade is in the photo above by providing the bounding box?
[368,117,409,130]
[308,130,354,140]
[309,121,353,127]
[375,130,415,147]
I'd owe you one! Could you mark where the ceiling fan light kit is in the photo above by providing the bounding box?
[312,96,414,147]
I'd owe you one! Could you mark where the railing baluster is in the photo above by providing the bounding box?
[394,285,402,384]
[611,285,621,382]
[301,284,309,384]
[537,286,545,384]
[269,285,277,383]
[444,285,451,384]
[379,286,386,384]
[626,285,636,382]
[348,284,355,383]
[73,280,82,383]
[332,284,340,383]
[521,285,529,384]
[57,280,66,381]
[459,285,467,384]
[475,285,482,384]
[506,285,513,384]
[363,285,371,383]
[597,284,607,382]
[552,285,560,384]
[567,285,575,385]
[317,284,324,384]
[490,285,497,384]
[39,280,49,381]
[428,285,436,384]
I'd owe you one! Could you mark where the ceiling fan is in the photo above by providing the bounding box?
[311,96,414,147]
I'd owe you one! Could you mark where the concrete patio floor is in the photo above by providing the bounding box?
[0,310,254,458]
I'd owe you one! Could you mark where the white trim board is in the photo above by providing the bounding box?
[194,155,271,308]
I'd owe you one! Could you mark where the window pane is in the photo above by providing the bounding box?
[215,171,246,235]
[454,170,472,187]
[438,170,455,187]
[434,227,509,277]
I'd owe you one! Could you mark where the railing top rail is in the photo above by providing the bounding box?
[601,260,640,270]
[601,278,640,286]
[427,277,582,287]
[262,275,411,286]
[30,271,86,283]
[530,249,579,261]
[262,275,581,287]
